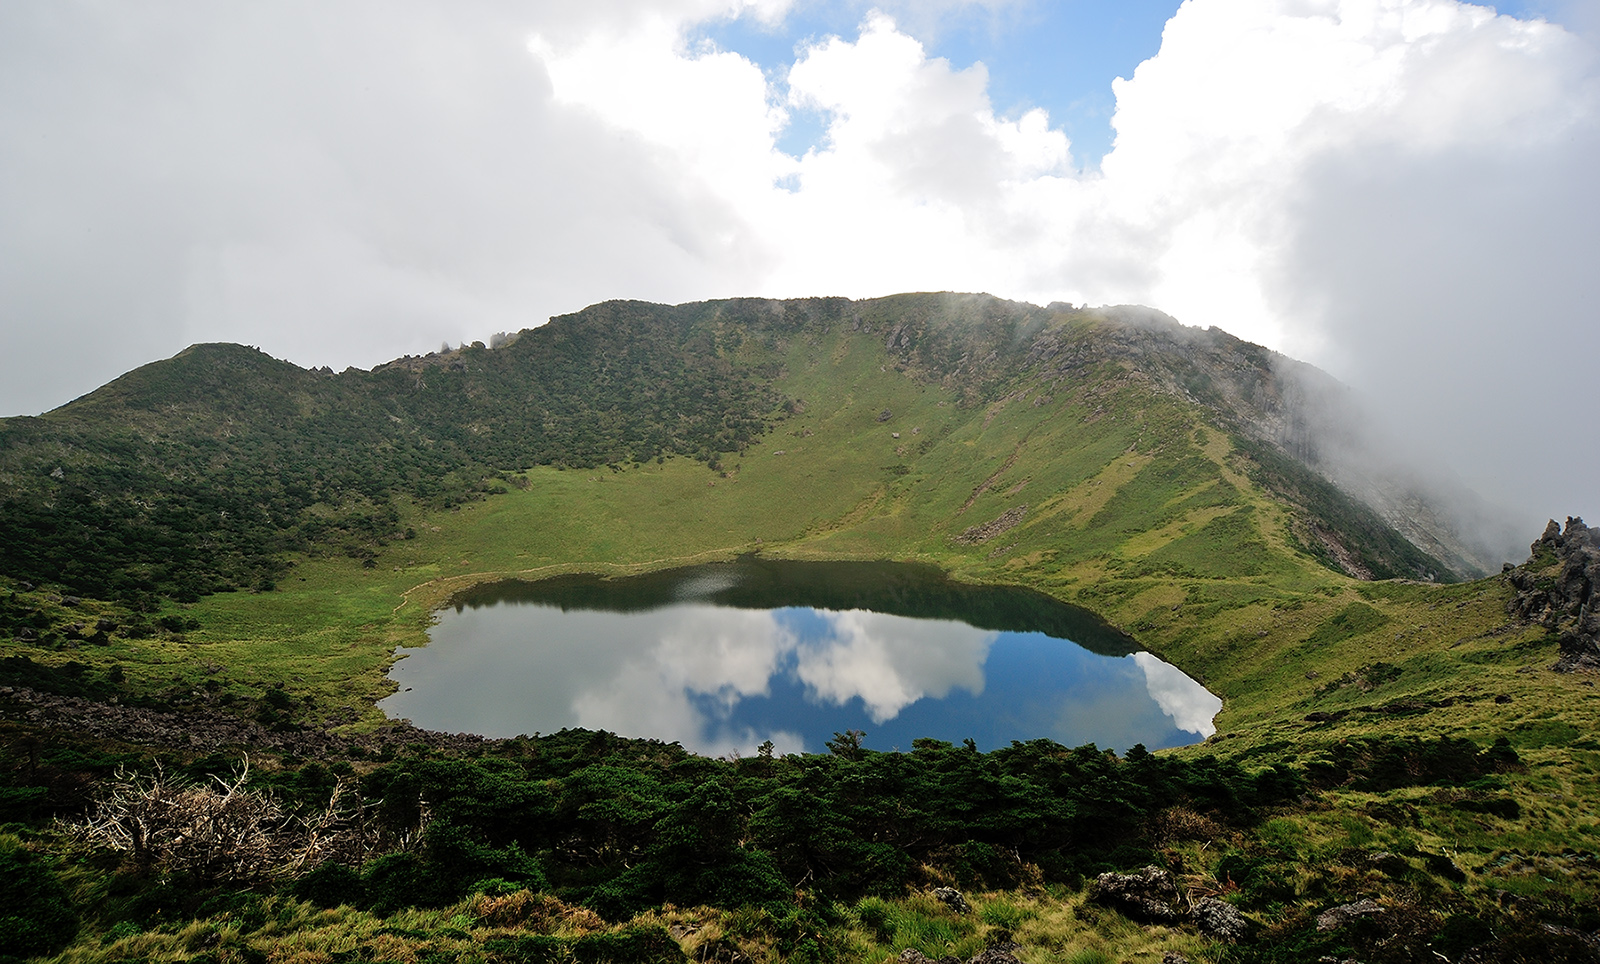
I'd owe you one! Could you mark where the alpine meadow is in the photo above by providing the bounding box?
[2,294,1597,964]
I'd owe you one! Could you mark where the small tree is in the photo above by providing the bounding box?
[825,730,866,761]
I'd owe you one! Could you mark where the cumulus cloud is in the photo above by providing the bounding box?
[536,1,1599,525]
[2,0,1594,524]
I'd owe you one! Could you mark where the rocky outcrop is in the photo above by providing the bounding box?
[1090,865,1186,923]
[1090,866,1254,939]
[932,887,972,914]
[1505,517,1600,672]
[953,506,1027,545]
[1191,897,1249,942]
[898,948,1020,964]
[1316,899,1385,931]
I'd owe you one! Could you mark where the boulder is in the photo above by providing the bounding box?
[1316,899,1385,932]
[1091,865,1186,923]
[1365,851,1408,875]
[1190,897,1248,942]
[967,948,1022,964]
[932,887,972,915]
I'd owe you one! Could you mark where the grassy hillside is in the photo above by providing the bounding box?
[1,294,1596,963]
[0,295,1447,606]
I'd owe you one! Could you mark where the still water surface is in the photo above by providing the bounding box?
[380,559,1220,755]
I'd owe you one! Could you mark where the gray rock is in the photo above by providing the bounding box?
[1191,897,1248,941]
[1162,954,1190,964]
[897,950,934,964]
[1505,517,1600,672]
[967,949,1022,964]
[1316,899,1385,931]
[1091,865,1185,923]
[933,887,972,914]
[1538,924,1600,957]
[1365,851,1408,875]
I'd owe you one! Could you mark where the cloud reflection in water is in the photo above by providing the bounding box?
[381,601,1218,756]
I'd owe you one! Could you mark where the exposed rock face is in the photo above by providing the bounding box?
[1091,865,1186,923]
[966,948,1022,964]
[953,506,1027,545]
[899,949,1019,964]
[1505,517,1600,672]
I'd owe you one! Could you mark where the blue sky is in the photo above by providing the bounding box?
[697,1,1181,166]
[696,0,1566,167]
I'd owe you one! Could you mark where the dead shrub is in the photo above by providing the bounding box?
[469,890,605,934]
[1149,806,1224,845]
[65,759,393,884]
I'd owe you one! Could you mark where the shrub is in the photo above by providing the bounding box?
[0,837,79,959]
[291,862,364,909]
[572,925,687,964]
[361,852,450,916]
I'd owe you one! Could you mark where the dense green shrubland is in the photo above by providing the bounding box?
[1,723,1590,964]
[0,302,789,603]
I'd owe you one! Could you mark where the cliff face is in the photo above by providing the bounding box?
[1506,517,1600,672]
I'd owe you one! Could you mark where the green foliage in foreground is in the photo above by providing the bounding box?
[2,723,1595,964]
[0,836,79,960]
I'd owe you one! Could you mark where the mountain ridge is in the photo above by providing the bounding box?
[1,292,1473,605]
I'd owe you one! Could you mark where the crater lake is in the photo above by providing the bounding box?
[380,559,1222,755]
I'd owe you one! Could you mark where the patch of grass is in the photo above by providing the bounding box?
[1302,602,1390,649]
[1139,506,1296,578]
[1509,719,1581,749]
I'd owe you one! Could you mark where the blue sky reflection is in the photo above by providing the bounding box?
[381,601,1219,756]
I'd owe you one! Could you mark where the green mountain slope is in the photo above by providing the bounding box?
[0,293,1448,607]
